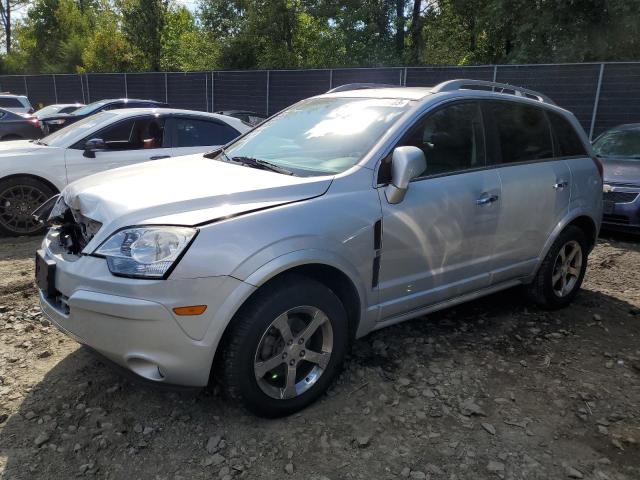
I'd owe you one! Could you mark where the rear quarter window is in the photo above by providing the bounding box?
[0,98,24,108]
[548,112,588,157]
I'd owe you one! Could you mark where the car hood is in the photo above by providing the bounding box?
[602,158,640,187]
[0,139,50,156]
[63,154,333,238]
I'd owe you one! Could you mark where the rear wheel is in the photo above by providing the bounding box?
[219,275,349,417]
[526,225,589,309]
[0,177,55,236]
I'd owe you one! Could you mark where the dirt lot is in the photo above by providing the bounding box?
[0,234,639,480]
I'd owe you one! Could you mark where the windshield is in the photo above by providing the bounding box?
[71,100,109,117]
[35,105,62,118]
[593,128,640,159]
[222,97,413,176]
[39,111,117,147]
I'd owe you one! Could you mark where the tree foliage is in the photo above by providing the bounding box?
[1,0,639,74]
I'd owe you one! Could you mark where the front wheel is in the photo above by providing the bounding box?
[0,176,55,236]
[218,275,349,417]
[526,225,589,309]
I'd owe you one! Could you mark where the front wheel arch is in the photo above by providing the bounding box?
[0,174,60,197]
[212,262,362,372]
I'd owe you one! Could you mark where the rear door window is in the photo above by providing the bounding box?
[548,112,588,157]
[171,117,240,147]
[488,101,553,164]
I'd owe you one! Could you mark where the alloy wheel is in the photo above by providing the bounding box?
[254,306,333,400]
[551,240,583,297]
[0,184,48,234]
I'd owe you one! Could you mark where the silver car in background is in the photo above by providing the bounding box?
[36,80,602,417]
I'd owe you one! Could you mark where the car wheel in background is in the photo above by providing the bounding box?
[0,176,55,236]
[218,274,349,417]
[526,225,589,309]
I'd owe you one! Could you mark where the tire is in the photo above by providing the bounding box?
[0,176,55,236]
[525,225,589,309]
[218,274,349,417]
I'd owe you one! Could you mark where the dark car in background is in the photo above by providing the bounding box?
[0,107,43,140]
[35,103,84,119]
[593,123,640,232]
[214,110,265,126]
[39,98,168,134]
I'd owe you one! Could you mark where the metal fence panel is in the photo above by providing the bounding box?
[1,63,640,135]
[126,73,167,104]
[87,73,126,102]
[331,68,403,88]
[25,75,56,108]
[268,70,331,115]
[0,75,27,95]
[406,66,494,86]
[213,71,268,115]
[593,63,640,137]
[496,64,600,132]
[54,75,84,104]
[167,72,208,111]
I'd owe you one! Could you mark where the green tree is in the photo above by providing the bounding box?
[5,0,91,73]
[81,9,145,72]
[120,0,169,71]
[161,4,219,71]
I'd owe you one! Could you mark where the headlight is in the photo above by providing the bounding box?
[94,226,197,278]
[48,119,66,125]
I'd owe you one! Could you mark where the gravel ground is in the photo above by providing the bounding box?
[0,233,639,480]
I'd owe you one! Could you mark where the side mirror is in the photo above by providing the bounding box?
[385,146,426,204]
[83,138,105,158]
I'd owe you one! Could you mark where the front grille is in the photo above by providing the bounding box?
[603,214,630,224]
[603,191,639,203]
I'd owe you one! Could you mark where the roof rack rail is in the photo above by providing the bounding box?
[431,79,555,105]
[326,83,398,93]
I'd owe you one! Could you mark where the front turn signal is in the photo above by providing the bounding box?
[173,305,208,316]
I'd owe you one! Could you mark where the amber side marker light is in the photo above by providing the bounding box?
[173,305,208,316]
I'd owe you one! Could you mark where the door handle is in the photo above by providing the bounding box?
[553,180,568,190]
[149,155,171,160]
[476,194,499,206]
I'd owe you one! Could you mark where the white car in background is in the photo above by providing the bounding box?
[35,103,84,118]
[0,108,250,235]
[0,93,34,114]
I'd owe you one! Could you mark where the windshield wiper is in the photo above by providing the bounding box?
[230,156,294,176]
[204,148,294,175]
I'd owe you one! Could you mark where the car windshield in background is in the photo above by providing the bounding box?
[39,112,116,147]
[593,128,640,159]
[221,97,414,176]
[71,100,109,117]
[36,105,64,118]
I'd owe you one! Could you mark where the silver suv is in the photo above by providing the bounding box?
[36,80,603,417]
